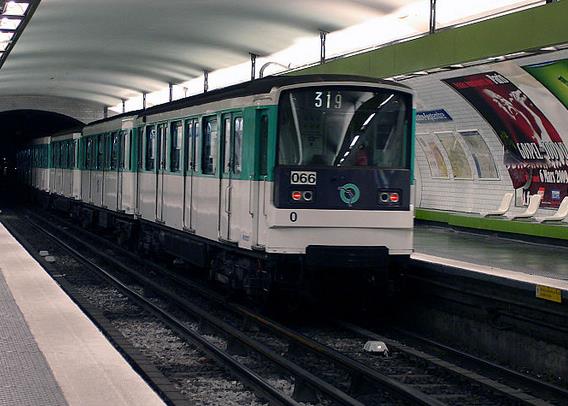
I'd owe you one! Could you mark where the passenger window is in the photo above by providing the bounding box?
[69,141,76,168]
[233,117,243,175]
[223,118,231,173]
[145,126,156,171]
[201,117,217,175]
[86,138,92,169]
[110,132,119,170]
[119,131,126,169]
[170,121,182,172]
[62,142,68,168]
[184,119,199,172]
[97,135,104,170]
[259,115,268,177]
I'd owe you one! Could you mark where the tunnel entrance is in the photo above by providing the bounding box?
[0,110,84,207]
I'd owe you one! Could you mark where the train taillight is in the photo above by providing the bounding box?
[292,191,303,201]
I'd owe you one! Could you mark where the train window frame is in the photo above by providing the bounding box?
[275,87,413,170]
[119,130,126,170]
[96,134,104,170]
[170,120,183,173]
[223,116,232,174]
[259,114,269,177]
[110,132,119,170]
[70,140,76,169]
[184,118,199,174]
[61,141,68,169]
[145,125,156,171]
[201,115,218,175]
[233,116,243,175]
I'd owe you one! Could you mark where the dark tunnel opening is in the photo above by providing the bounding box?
[0,110,84,206]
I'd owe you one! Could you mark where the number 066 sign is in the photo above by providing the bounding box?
[290,171,317,185]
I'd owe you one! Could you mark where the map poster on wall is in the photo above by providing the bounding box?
[459,130,499,179]
[417,135,449,178]
[443,72,568,208]
[436,132,473,179]
[523,59,568,109]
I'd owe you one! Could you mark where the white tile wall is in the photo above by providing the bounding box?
[407,49,568,216]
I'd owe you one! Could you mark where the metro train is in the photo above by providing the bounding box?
[17,75,415,300]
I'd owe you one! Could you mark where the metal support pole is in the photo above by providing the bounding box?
[429,0,436,34]
[122,99,126,114]
[104,106,108,119]
[142,92,147,109]
[250,53,257,80]
[320,31,327,64]
[203,71,209,93]
[169,82,173,102]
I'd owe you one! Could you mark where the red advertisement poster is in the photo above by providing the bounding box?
[444,72,568,208]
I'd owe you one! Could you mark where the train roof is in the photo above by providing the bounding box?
[89,74,410,126]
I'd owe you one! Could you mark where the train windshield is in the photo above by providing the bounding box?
[278,87,411,168]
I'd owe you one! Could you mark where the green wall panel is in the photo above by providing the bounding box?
[293,2,568,78]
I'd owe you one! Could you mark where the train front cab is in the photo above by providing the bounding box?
[256,83,415,288]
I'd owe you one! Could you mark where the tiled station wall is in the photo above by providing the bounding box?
[406,50,568,215]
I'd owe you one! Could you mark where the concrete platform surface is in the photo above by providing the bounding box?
[0,221,165,406]
[414,224,568,290]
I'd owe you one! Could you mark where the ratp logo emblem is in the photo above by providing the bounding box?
[338,183,360,206]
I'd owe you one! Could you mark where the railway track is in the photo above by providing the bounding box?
[4,208,566,405]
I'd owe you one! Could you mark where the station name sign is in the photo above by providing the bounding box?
[416,109,452,123]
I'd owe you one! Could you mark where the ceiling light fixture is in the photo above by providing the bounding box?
[0,0,39,70]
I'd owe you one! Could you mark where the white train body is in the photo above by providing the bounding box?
[20,75,416,296]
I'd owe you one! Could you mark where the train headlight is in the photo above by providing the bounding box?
[378,190,401,206]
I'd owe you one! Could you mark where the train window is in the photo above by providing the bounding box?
[184,119,199,173]
[233,117,243,175]
[223,118,231,173]
[55,143,61,168]
[145,126,156,171]
[110,132,119,170]
[184,121,193,172]
[119,131,126,169]
[86,138,92,169]
[170,121,182,172]
[69,140,76,169]
[62,142,68,169]
[259,115,268,176]
[201,117,217,175]
[278,88,410,169]
[97,135,104,170]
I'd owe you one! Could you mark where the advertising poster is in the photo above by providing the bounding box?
[523,59,568,109]
[436,132,473,179]
[443,72,568,207]
[417,135,449,178]
[459,130,498,179]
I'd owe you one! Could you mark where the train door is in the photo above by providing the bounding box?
[116,131,125,211]
[155,124,167,222]
[135,127,143,215]
[183,119,198,231]
[251,110,270,248]
[219,114,232,241]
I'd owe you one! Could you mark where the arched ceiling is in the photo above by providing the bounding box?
[0,0,410,108]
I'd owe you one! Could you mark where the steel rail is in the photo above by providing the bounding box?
[29,209,447,406]
[335,321,557,406]
[393,327,568,404]
[24,213,364,406]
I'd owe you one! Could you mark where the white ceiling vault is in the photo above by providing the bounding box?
[0,0,542,114]
[0,0,410,109]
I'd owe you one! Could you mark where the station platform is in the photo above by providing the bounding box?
[0,221,165,406]
[413,223,568,301]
